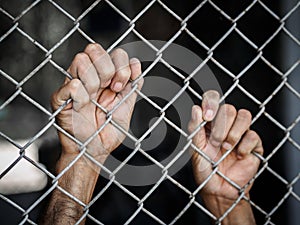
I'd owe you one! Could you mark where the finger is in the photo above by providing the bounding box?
[188,105,206,148]
[188,105,212,172]
[51,79,89,112]
[236,130,263,159]
[129,58,142,81]
[202,90,220,121]
[106,58,143,131]
[68,52,100,99]
[129,58,143,89]
[110,48,131,92]
[84,43,115,88]
[116,58,143,108]
[209,104,237,147]
[222,109,252,150]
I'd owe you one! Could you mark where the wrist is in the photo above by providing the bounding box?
[57,151,107,175]
[202,194,256,225]
[55,152,102,204]
[59,134,110,165]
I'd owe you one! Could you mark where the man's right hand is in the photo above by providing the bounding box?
[51,43,143,163]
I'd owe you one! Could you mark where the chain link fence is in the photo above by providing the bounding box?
[0,0,299,224]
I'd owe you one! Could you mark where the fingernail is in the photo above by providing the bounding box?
[113,82,123,92]
[205,109,214,120]
[222,142,233,150]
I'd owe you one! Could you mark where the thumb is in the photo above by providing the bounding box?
[188,105,207,149]
[117,58,144,113]
[189,105,213,175]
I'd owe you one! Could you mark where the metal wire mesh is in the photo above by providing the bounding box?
[0,0,299,224]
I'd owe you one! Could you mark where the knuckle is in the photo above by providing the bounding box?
[85,43,101,53]
[74,52,89,62]
[238,109,252,121]
[115,66,131,79]
[211,132,224,145]
[247,130,259,141]
[102,63,115,78]
[227,132,240,143]
[73,53,89,72]
[77,66,89,77]
[91,78,100,89]
[223,104,237,117]
[111,48,128,59]
[238,148,247,156]
[69,79,81,91]
[87,79,100,94]
[130,57,141,66]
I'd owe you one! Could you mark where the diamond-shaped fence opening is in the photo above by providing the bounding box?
[0,0,299,224]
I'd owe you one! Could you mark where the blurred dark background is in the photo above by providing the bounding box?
[0,0,299,224]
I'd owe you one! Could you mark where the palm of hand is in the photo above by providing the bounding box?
[73,88,134,158]
[193,142,259,199]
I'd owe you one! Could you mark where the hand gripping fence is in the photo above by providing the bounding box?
[0,0,299,224]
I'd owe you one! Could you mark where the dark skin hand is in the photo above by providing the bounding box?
[41,43,263,225]
[41,43,143,224]
[188,95,263,224]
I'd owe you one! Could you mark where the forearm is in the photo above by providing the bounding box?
[203,195,256,225]
[40,152,102,225]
